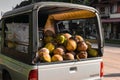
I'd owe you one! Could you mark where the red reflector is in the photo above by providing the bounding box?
[28,69,38,80]
[100,61,104,77]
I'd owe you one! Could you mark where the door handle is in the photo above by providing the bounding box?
[69,67,77,73]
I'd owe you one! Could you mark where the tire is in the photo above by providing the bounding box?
[2,70,12,80]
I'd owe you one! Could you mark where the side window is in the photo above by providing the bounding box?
[4,14,29,53]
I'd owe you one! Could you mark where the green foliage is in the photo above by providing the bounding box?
[42,0,95,5]
[72,0,95,5]
[105,39,120,44]
[50,0,71,2]
[15,0,95,9]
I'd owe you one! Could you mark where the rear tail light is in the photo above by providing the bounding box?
[28,69,38,80]
[100,61,104,77]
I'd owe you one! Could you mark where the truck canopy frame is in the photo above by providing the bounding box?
[1,2,103,65]
[2,2,98,19]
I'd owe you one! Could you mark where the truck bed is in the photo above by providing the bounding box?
[37,57,102,80]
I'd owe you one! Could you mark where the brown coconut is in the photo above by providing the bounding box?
[53,47,65,56]
[66,39,77,51]
[77,41,88,51]
[51,54,63,62]
[85,41,92,49]
[38,48,49,57]
[75,35,84,43]
[76,51,88,60]
[63,33,72,40]
[64,52,75,60]
[44,30,55,37]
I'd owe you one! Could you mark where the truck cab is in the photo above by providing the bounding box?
[0,2,104,80]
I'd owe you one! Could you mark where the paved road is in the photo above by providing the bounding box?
[103,44,120,80]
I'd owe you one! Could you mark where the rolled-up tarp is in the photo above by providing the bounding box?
[44,10,96,33]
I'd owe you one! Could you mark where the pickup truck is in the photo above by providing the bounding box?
[0,2,104,80]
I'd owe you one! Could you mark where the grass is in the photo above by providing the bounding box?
[105,39,120,44]
[0,36,1,43]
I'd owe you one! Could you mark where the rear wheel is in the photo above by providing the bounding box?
[2,70,12,80]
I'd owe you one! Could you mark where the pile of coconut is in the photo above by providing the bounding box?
[32,30,98,63]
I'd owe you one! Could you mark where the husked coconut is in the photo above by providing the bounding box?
[44,30,55,37]
[51,54,63,62]
[66,39,77,51]
[77,41,88,51]
[75,35,84,42]
[63,33,72,40]
[38,48,49,57]
[36,48,51,62]
[76,51,88,60]
[53,47,65,55]
[64,52,74,60]
[85,41,92,49]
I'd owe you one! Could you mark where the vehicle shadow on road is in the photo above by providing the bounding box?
[104,73,120,77]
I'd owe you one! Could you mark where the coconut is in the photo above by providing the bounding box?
[44,30,55,37]
[51,54,63,62]
[55,34,66,44]
[75,35,84,42]
[37,48,51,62]
[66,39,77,51]
[77,41,88,51]
[63,52,74,60]
[63,33,72,40]
[53,47,65,56]
[86,41,92,49]
[38,48,49,57]
[76,51,88,60]
[44,36,54,43]
[59,46,66,52]
[45,43,55,53]
[41,54,51,62]
[87,49,98,57]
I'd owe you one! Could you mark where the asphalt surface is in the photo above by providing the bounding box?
[103,43,120,80]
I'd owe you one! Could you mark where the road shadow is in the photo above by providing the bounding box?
[104,73,120,77]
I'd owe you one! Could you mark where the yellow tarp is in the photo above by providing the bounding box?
[51,10,96,20]
[44,10,96,33]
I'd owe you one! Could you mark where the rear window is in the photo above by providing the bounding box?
[55,18,99,49]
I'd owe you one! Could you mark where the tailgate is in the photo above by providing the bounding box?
[37,58,102,80]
